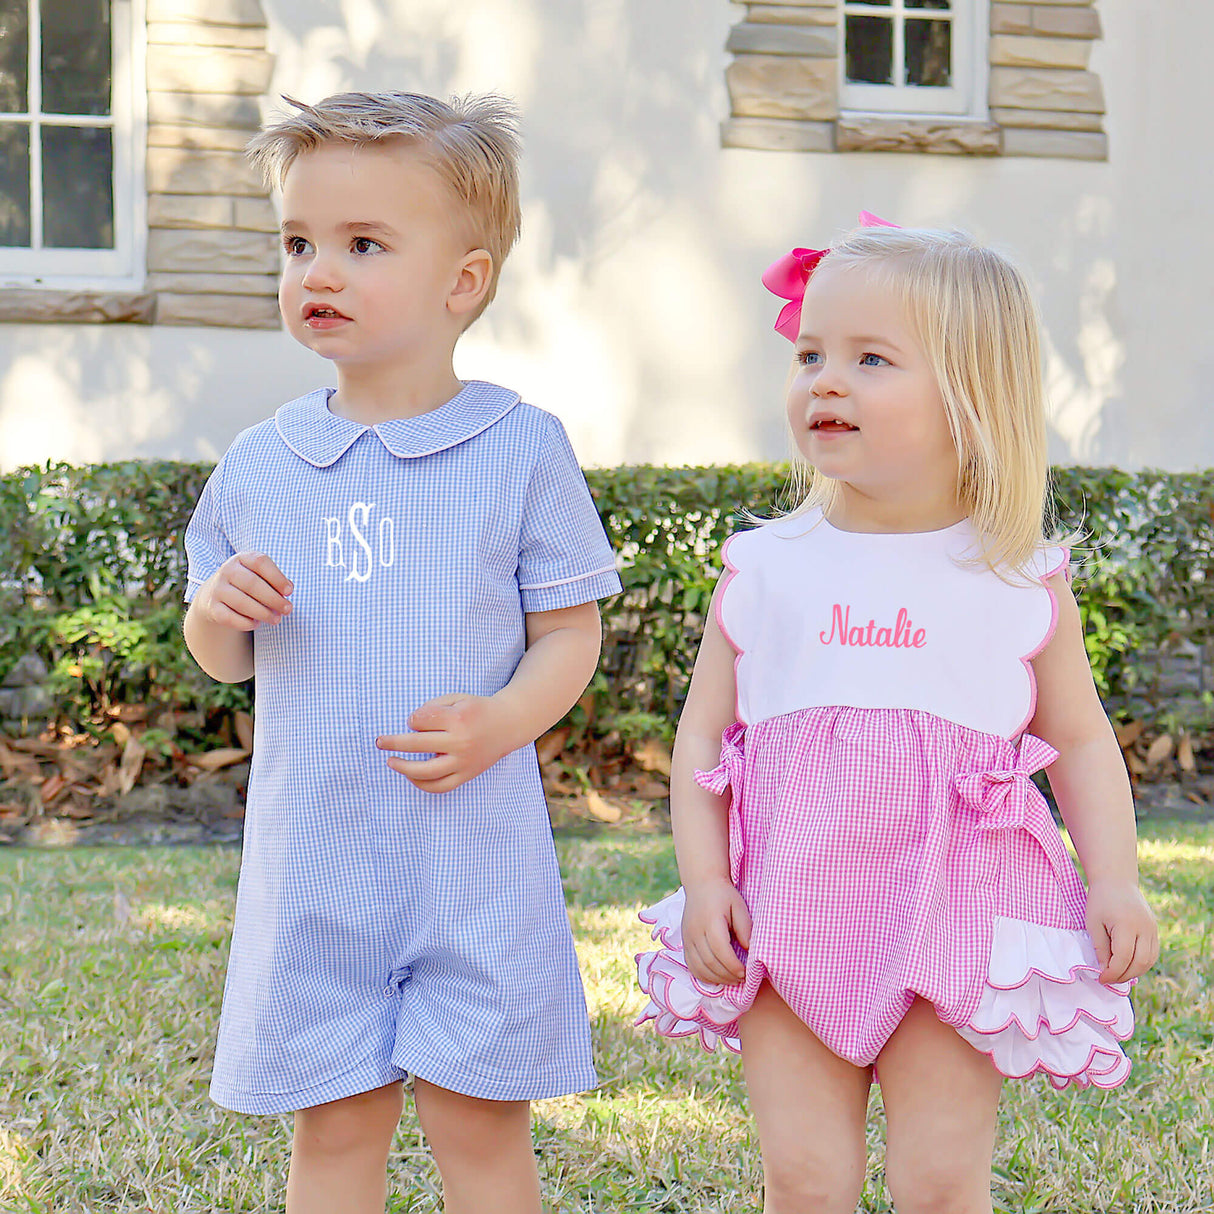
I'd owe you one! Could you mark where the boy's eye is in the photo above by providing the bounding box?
[352,237,383,254]
[860,352,888,367]
[283,235,310,256]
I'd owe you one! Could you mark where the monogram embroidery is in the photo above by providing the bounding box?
[818,604,926,649]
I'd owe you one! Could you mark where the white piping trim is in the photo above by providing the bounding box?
[519,564,619,591]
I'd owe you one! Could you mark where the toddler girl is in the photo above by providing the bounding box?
[635,220,1158,1213]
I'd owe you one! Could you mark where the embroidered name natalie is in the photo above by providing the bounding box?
[819,604,926,649]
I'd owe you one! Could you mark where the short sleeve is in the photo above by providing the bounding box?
[183,459,235,603]
[517,416,622,612]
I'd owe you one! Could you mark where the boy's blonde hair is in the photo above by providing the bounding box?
[248,91,522,322]
[786,226,1056,574]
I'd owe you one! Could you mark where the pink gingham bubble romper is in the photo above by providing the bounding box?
[635,510,1135,1089]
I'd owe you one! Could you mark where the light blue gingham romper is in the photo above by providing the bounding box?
[184,381,622,1114]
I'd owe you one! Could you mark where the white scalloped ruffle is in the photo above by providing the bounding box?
[956,916,1134,1089]
[634,888,743,1052]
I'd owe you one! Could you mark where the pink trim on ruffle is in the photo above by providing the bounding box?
[956,916,1134,1090]
[635,888,745,1052]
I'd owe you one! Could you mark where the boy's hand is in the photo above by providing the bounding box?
[1085,881,1159,984]
[681,878,751,986]
[196,553,293,631]
[376,694,516,794]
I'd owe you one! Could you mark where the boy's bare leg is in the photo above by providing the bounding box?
[286,1082,404,1214]
[412,1077,543,1214]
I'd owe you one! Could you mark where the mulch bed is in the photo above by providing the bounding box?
[2,720,1211,848]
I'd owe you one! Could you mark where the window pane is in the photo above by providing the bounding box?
[42,124,112,248]
[0,4,29,113]
[0,123,31,245]
[906,1,951,9]
[846,16,893,85]
[42,0,111,116]
[906,17,951,87]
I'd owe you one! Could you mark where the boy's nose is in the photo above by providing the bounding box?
[301,254,342,291]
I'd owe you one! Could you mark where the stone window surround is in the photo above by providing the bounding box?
[1,0,280,329]
[722,0,1107,161]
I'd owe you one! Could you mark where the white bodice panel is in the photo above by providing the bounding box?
[717,512,1065,740]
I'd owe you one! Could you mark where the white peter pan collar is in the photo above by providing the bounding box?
[274,380,523,467]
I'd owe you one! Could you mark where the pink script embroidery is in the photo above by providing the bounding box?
[819,605,927,649]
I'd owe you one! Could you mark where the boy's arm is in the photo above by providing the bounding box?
[184,552,294,683]
[376,600,603,793]
[1029,573,1159,984]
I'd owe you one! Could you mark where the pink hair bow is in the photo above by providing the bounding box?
[762,211,900,342]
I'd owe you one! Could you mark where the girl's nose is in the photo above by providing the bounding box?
[810,361,847,397]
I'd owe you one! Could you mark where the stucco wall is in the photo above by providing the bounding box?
[0,0,1208,471]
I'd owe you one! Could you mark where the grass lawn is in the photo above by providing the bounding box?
[1,823,1211,1213]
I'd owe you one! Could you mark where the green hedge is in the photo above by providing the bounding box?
[1,461,1210,748]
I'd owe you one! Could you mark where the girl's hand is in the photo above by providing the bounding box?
[377,694,515,794]
[681,878,752,986]
[196,552,293,631]
[1085,880,1159,984]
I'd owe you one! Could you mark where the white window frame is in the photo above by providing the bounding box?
[0,0,146,291]
[840,0,988,119]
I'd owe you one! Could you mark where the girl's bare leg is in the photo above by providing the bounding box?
[412,1077,543,1214]
[877,997,1003,1214]
[286,1081,404,1214]
[738,982,872,1214]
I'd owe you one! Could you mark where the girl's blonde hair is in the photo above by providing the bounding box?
[247,91,521,322]
[784,226,1058,574]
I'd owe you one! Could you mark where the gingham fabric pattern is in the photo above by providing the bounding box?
[185,381,621,1114]
[635,517,1135,1089]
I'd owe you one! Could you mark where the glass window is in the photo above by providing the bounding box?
[0,0,135,285]
[840,0,982,117]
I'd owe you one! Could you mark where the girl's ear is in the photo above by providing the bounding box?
[448,249,493,317]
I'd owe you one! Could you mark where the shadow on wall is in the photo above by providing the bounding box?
[0,326,215,468]
[261,0,758,465]
[0,324,327,470]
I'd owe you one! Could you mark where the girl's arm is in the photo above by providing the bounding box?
[377,600,603,793]
[1029,572,1159,984]
[670,602,752,985]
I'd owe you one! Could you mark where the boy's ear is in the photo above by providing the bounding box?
[448,249,493,317]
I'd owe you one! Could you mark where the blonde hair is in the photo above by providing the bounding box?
[247,91,522,322]
[783,226,1059,575]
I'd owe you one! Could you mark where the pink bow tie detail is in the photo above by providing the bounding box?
[762,211,900,342]
[953,734,1060,833]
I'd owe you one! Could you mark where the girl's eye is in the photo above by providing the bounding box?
[860,353,888,367]
[283,235,310,256]
[796,350,822,366]
[352,237,383,254]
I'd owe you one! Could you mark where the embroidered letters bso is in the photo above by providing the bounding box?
[323,502,396,583]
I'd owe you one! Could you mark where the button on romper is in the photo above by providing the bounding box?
[186,381,622,1114]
